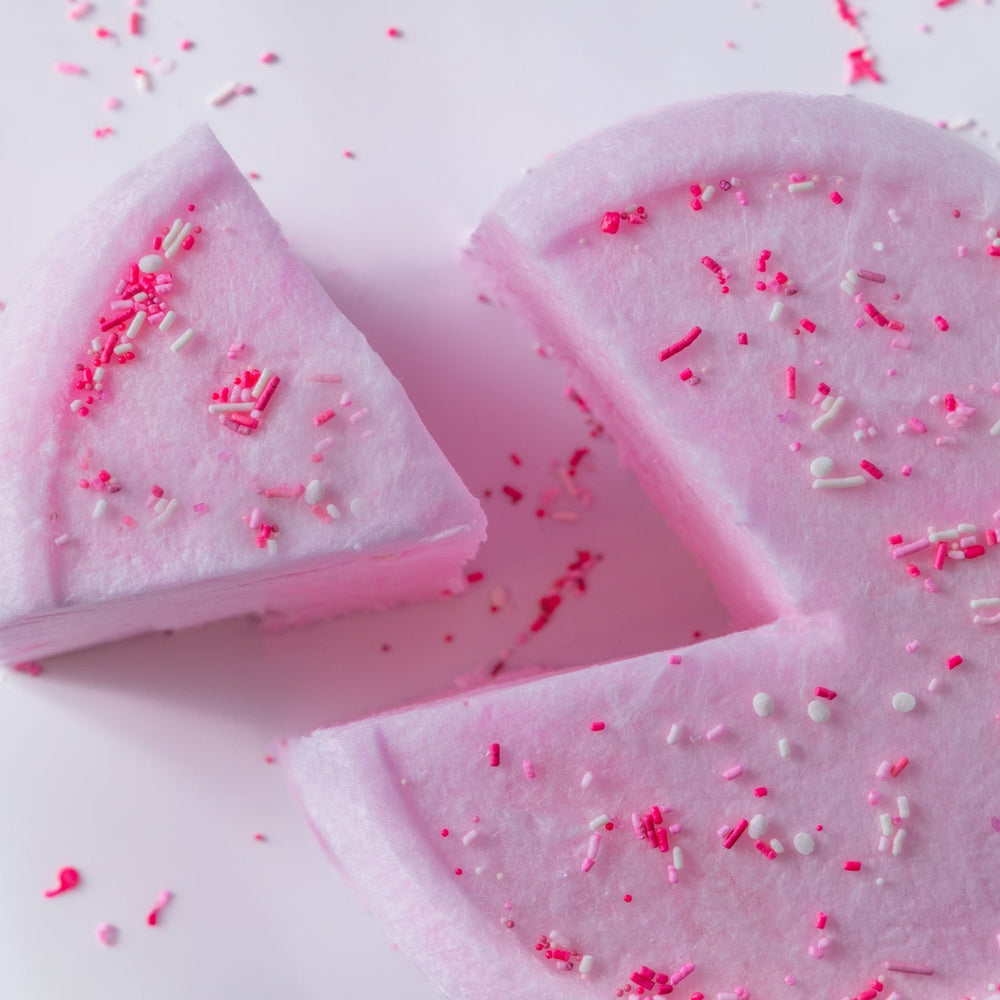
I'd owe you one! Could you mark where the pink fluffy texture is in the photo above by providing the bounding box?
[290,94,1000,998]
[0,125,485,660]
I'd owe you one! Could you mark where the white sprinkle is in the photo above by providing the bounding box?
[70,399,84,413]
[154,497,169,515]
[768,301,784,323]
[125,311,147,340]
[325,503,341,520]
[134,68,151,93]
[462,830,479,847]
[91,336,103,352]
[348,407,369,425]
[110,299,134,311]
[878,834,891,853]
[208,402,255,414]
[840,279,857,295]
[888,208,901,223]
[251,368,272,398]
[769,837,784,854]
[788,180,816,194]
[748,814,767,839]
[54,533,71,547]
[928,528,960,542]
[148,497,179,529]
[879,813,894,837]
[304,480,324,505]
[873,240,885,251]
[958,522,977,534]
[891,691,916,713]
[701,184,716,202]
[811,395,845,430]
[897,796,910,819]
[159,310,177,331]
[578,955,594,976]
[971,597,1000,610]
[705,723,725,741]
[170,328,195,353]
[113,341,134,356]
[314,436,335,452]
[892,828,906,856]
[93,366,105,383]
[160,218,183,252]
[589,814,610,830]
[808,699,831,723]
[339,391,353,408]
[753,692,774,717]
[813,475,866,490]
[778,737,790,758]
[163,223,192,259]
[349,497,366,519]
[133,292,148,303]
[266,537,278,556]
[138,253,164,274]
[793,832,815,855]
[809,456,834,478]
[580,771,594,790]
[206,81,239,106]
[92,498,108,519]
[666,724,681,745]
[672,846,683,870]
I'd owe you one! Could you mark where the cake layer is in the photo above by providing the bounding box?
[291,94,1000,999]
[0,125,485,660]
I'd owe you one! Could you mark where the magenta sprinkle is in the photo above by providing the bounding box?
[723,818,749,849]
[659,326,702,361]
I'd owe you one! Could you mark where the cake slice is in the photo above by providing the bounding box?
[0,125,485,661]
[290,94,1000,999]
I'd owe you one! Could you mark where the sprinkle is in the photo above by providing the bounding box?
[206,82,239,106]
[488,743,500,766]
[590,721,605,732]
[159,310,177,332]
[304,480,324,505]
[807,699,831,723]
[169,328,195,353]
[314,409,335,427]
[892,537,929,559]
[666,724,681,745]
[891,691,916,713]
[752,692,774,717]
[812,395,845,430]
[600,212,620,234]
[659,326,702,362]
[884,961,933,975]
[890,756,909,777]
[737,331,748,345]
[793,832,815,855]
[54,62,85,75]
[13,661,43,676]
[829,191,843,205]
[785,366,796,399]
[934,315,950,331]
[946,654,963,670]
[95,923,119,947]
[307,373,344,384]
[722,818,749,849]
[814,686,837,700]
[813,475,866,490]
[44,867,81,898]
[860,460,883,480]
[54,533,71,547]
[788,180,816,194]
[722,764,743,781]
[768,301,784,323]
[816,912,827,929]
[146,890,173,926]
[843,860,862,871]
[778,737,791,757]
[705,723,725,741]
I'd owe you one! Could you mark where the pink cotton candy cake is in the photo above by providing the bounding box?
[0,125,485,661]
[290,94,1000,999]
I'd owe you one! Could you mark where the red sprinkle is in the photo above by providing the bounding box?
[502,485,523,504]
[601,211,621,235]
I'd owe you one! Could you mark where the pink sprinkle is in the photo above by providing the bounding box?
[44,866,81,898]
[146,890,173,926]
[814,686,837,700]
[128,10,141,34]
[890,756,909,777]
[659,326,702,362]
[488,742,500,766]
[736,189,748,206]
[342,150,356,159]
[67,1,93,19]
[103,95,122,110]
[313,409,335,427]
[845,46,882,85]
[722,764,744,781]
[386,26,403,37]
[908,417,928,434]
[95,923,119,947]
[755,840,777,860]
[259,51,278,64]
[785,366,796,399]
[860,459,883,480]
[924,578,940,593]
[843,860,862,871]
[947,654,963,670]
[679,368,693,381]
[179,38,194,51]
[906,564,921,578]
[933,314,950,331]
[934,541,947,570]
[668,653,682,665]
[54,62,85,75]
[13,661,43,676]
[883,961,934,975]
[829,191,844,205]
[888,534,903,545]
[799,317,816,333]
[522,760,535,779]
[590,721,605,732]
[901,464,912,477]
[737,331,748,345]
[858,269,886,283]
[753,786,768,797]
[600,211,621,234]
[863,302,889,327]
[816,911,827,929]
[722,818,749,849]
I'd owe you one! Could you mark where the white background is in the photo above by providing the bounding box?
[0,2,996,997]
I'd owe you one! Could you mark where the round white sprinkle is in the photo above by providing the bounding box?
[809,456,834,478]
[748,814,767,839]
[892,691,916,713]
[304,479,324,505]
[807,699,831,723]
[138,253,164,274]
[793,832,815,855]
[752,692,774,717]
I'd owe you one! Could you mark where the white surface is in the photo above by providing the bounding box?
[0,2,996,997]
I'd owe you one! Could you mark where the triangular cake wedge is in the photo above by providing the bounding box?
[0,125,485,660]
[290,95,1000,999]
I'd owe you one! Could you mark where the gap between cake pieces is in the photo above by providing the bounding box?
[0,124,485,662]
